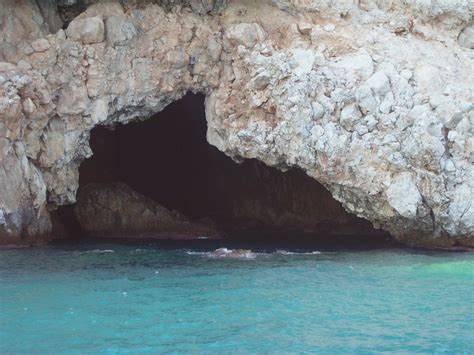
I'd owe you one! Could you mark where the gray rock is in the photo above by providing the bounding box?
[105,15,137,47]
[66,17,105,44]
[56,85,89,115]
[31,39,50,52]
[225,23,266,48]
[458,25,474,49]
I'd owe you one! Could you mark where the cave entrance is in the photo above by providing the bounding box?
[54,93,391,246]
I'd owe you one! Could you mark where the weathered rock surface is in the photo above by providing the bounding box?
[75,182,220,238]
[65,16,105,44]
[0,0,473,247]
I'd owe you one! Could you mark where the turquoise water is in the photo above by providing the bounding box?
[0,242,473,353]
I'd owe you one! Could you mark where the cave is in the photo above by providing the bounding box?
[53,93,391,246]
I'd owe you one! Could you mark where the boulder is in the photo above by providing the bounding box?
[74,182,220,238]
[66,16,105,44]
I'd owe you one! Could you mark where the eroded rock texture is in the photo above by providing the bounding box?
[0,0,473,247]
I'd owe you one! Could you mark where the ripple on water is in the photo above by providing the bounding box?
[0,244,472,353]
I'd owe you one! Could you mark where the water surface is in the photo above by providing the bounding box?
[0,242,473,353]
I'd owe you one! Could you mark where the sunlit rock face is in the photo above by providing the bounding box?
[0,0,473,247]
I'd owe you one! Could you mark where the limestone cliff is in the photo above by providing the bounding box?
[0,0,473,247]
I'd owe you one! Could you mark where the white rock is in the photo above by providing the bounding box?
[31,38,50,52]
[340,103,361,131]
[225,23,266,48]
[458,25,474,49]
[323,24,336,32]
[22,98,36,115]
[355,85,377,114]
[336,51,374,80]
[88,98,108,124]
[66,17,105,44]
[311,102,324,120]
[443,159,456,172]
[380,92,394,113]
[291,48,315,76]
[400,69,413,80]
[386,173,422,219]
[366,71,391,95]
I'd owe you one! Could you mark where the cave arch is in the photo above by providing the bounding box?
[53,92,391,245]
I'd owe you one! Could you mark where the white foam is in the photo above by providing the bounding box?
[85,249,115,253]
[185,249,321,258]
[185,251,208,256]
[276,250,321,255]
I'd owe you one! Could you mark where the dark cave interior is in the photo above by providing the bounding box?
[53,93,391,245]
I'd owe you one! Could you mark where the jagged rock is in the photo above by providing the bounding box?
[66,16,105,44]
[225,23,266,48]
[75,182,220,238]
[297,22,313,35]
[366,72,391,96]
[105,15,137,47]
[386,173,422,219]
[458,25,474,49]
[31,39,50,52]
[0,0,473,248]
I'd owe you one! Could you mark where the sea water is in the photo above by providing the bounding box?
[0,242,473,353]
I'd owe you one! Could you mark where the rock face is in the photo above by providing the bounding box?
[75,182,219,238]
[0,0,473,247]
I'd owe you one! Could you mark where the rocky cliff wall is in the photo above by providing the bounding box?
[0,0,473,247]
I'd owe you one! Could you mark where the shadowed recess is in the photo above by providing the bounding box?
[53,93,391,245]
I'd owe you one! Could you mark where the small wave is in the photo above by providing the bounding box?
[185,251,208,256]
[276,250,321,255]
[185,249,321,258]
[185,248,257,259]
[85,249,115,254]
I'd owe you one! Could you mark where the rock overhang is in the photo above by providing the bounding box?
[0,0,473,247]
